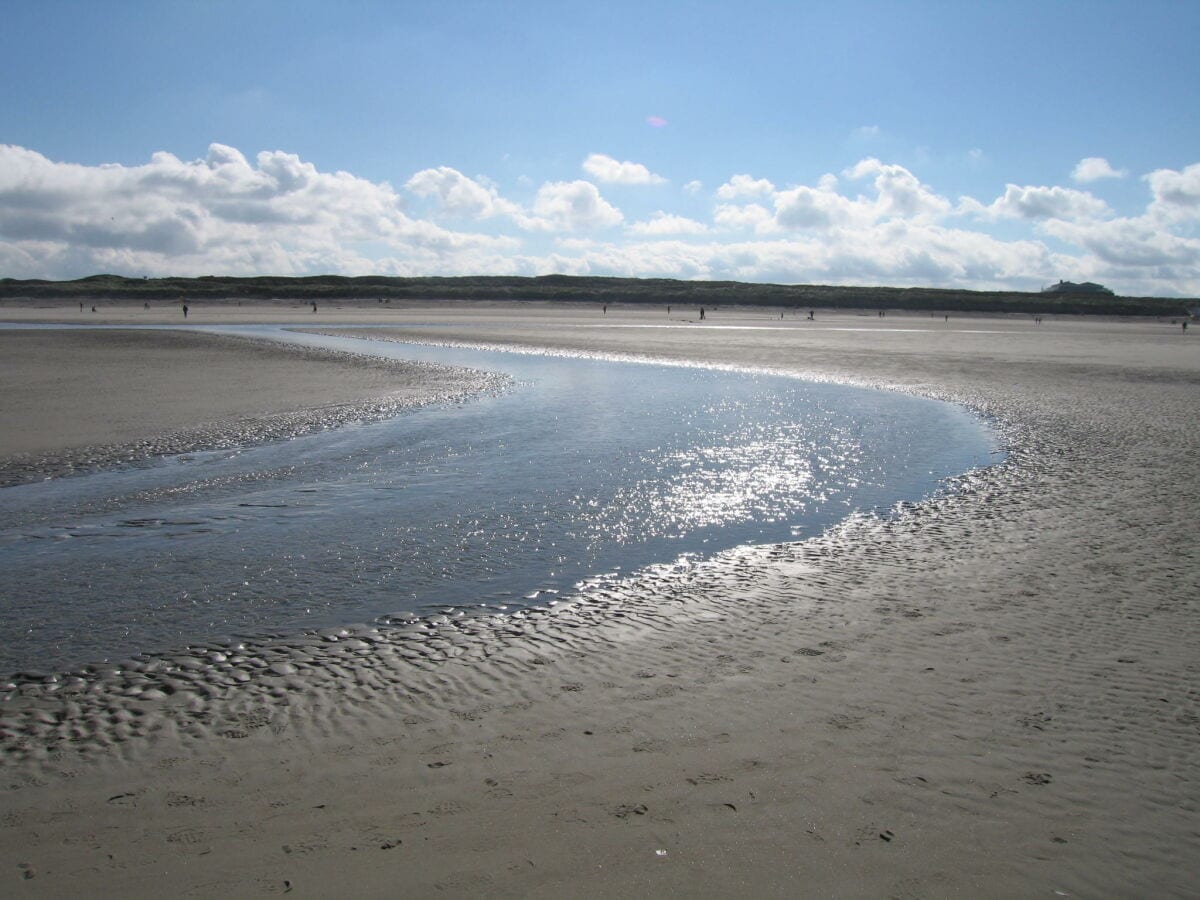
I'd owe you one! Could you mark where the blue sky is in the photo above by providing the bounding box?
[2,0,1198,295]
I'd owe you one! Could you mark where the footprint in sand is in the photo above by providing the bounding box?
[450,706,492,721]
[612,803,648,819]
[633,740,666,753]
[166,827,209,851]
[166,792,208,808]
[853,824,887,846]
[827,714,865,730]
[687,773,733,785]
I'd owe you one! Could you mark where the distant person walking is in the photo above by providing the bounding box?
[699,307,705,320]
[1184,320,1189,332]
[807,310,814,320]
[603,305,607,314]
[182,304,189,318]
[312,302,318,313]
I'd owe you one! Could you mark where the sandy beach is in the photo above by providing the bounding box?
[0,302,1197,897]
[0,327,498,486]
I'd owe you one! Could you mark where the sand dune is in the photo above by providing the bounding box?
[0,305,1196,897]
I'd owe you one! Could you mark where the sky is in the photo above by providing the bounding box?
[1,0,1198,296]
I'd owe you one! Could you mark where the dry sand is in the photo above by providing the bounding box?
[0,302,1197,897]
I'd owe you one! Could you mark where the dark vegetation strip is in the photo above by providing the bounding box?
[1,273,1193,316]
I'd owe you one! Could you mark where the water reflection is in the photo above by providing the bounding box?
[0,328,997,672]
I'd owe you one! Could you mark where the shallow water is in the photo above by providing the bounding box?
[0,327,999,673]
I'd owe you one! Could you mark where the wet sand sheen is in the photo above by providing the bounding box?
[0,333,993,673]
[0,328,497,486]
[0,305,1197,898]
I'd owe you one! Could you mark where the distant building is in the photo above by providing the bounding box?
[1042,280,1114,296]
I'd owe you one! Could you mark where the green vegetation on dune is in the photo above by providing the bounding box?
[0,274,1191,316]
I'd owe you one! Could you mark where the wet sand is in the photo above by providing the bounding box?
[0,328,498,485]
[0,303,1197,897]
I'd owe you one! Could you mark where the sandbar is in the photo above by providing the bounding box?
[0,327,498,485]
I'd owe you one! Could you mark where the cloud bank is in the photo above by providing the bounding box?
[1,143,1197,296]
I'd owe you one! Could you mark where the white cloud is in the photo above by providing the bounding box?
[852,125,881,139]
[1042,216,1200,268]
[529,180,624,231]
[683,179,703,195]
[514,222,1069,293]
[773,184,865,231]
[1145,162,1200,222]
[627,212,708,236]
[405,166,521,219]
[3,142,1199,297]
[581,153,665,185]
[970,184,1112,221]
[844,158,951,221]
[715,174,776,200]
[713,202,775,233]
[710,161,948,236]
[0,143,515,277]
[1071,157,1127,183]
